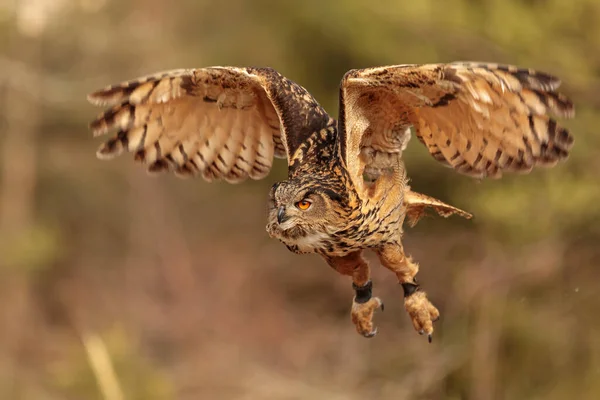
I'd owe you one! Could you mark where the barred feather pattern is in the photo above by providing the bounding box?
[87,67,322,183]
[340,62,575,192]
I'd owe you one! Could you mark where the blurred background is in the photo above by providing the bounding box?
[1,0,599,399]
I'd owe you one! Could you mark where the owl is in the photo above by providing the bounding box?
[88,63,574,341]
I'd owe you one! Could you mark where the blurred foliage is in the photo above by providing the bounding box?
[0,0,599,399]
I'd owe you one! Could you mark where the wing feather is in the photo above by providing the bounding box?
[404,190,473,227]
[88,67,331,182]
[339,62,575,192]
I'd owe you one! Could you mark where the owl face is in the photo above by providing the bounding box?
[266,179,346,253]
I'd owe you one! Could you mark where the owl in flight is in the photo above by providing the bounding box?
[88,62,574,341]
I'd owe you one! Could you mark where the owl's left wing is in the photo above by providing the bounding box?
[404,190,473,227]
[338,62,575,194]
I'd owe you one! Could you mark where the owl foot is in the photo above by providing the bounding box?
[402,283,440,343]
[351,281,384,338]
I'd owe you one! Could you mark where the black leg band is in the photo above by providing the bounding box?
[352,280,373,304]
[401,282,420,298]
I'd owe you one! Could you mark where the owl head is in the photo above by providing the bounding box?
[266,177,351,252]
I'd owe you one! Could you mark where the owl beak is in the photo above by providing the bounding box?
[277,206,289,224]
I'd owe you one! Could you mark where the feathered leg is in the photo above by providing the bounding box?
[376,242,440,342]
[324,251,384,338]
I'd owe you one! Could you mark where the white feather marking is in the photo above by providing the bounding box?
[283,231,330,253]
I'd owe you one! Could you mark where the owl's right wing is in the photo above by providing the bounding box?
[88,67,331,182]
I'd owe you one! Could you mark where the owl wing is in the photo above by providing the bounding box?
[404,190,473,227]
[338,62,575,194]
[88,67,331,182]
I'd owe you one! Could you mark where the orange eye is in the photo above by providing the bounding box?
[295,200,312,210]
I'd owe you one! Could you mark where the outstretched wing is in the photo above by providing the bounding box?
[88,67,331,182]
[338,62,575,194]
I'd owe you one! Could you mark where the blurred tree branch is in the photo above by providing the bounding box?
[80,331,124,400]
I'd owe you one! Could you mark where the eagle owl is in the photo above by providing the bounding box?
[88,63,574,341]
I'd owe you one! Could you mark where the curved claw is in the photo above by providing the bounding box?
[363,327,378,338]
[404,291,440,340]
[351,296,383,339]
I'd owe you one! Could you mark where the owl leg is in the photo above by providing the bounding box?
[324,252,384,338]
[376,243,440,342]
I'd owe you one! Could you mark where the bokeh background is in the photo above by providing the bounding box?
[1,0,599,399]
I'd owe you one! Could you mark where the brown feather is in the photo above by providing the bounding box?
[339,62,575,192]
[87,67,331,182]
[404,190,473,227]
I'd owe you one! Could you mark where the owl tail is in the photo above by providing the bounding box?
[404,190,473,227]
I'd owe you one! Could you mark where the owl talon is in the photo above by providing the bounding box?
[363,327,378,338]
[404,290,440,340]
[351,296,383,338]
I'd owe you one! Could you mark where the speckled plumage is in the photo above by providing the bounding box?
[88,62,574,340]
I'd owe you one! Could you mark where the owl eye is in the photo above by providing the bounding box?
[295,200,312,210]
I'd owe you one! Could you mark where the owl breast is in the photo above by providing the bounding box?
[286,231,332,254]
[266,220,333,254]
